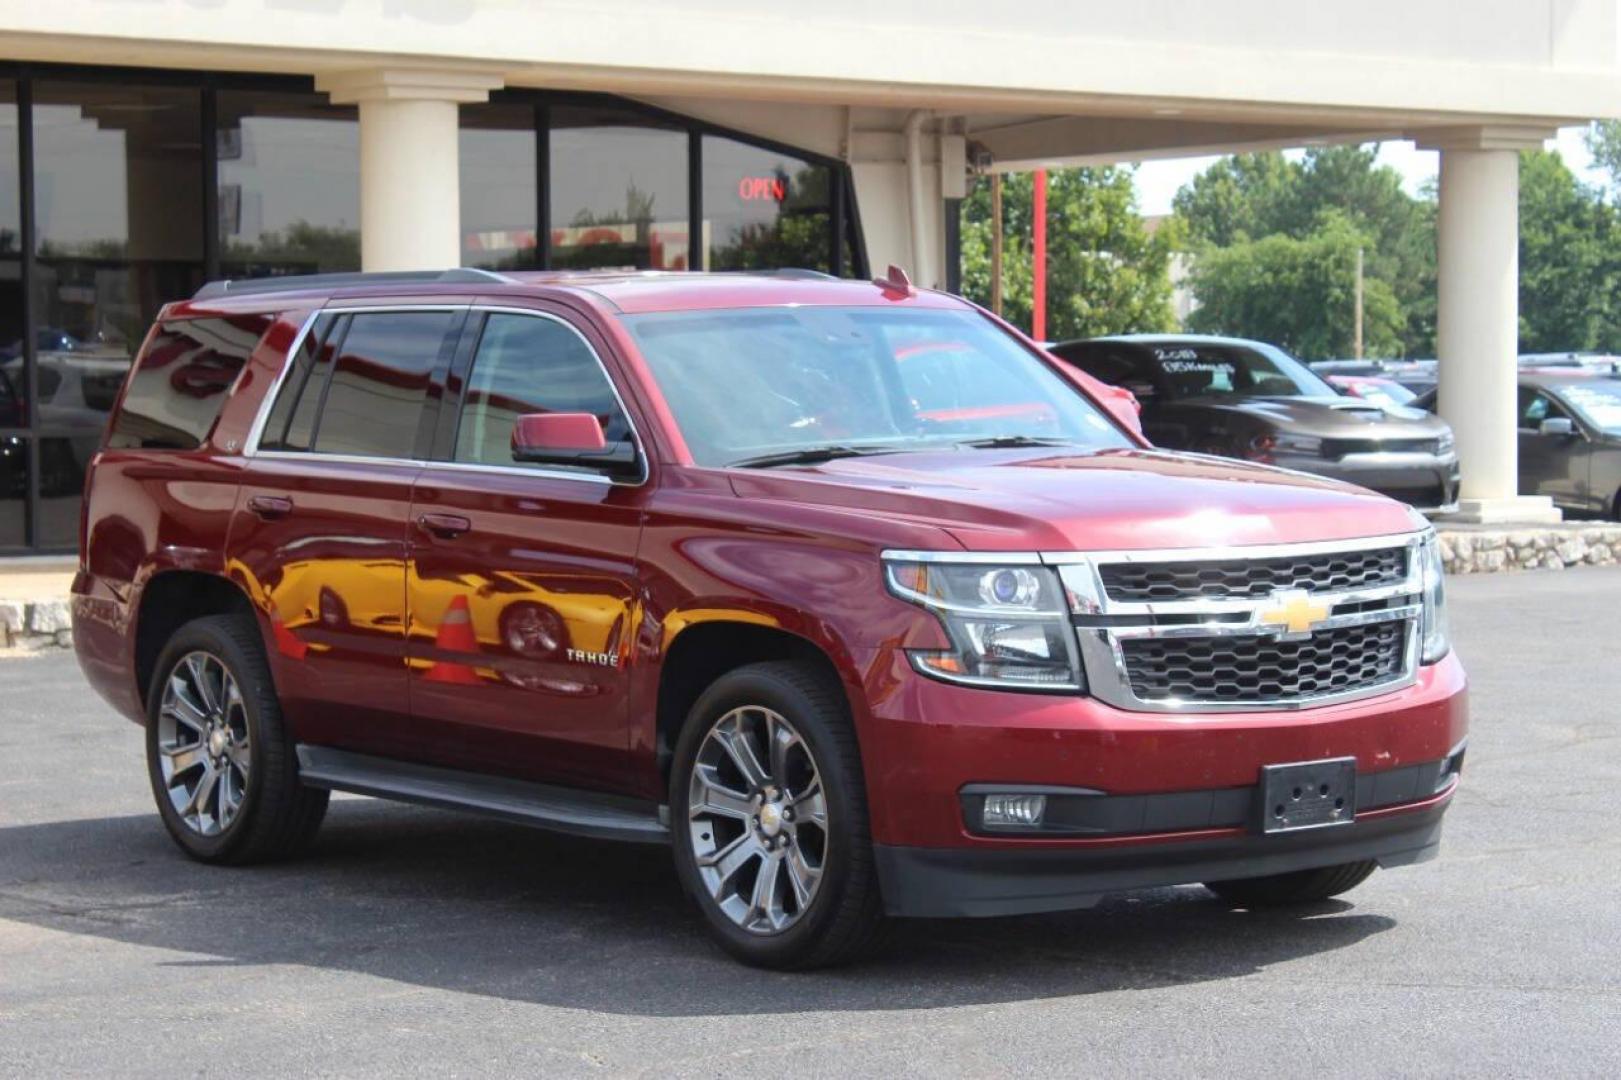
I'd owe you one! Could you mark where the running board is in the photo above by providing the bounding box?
[295,745,670,845]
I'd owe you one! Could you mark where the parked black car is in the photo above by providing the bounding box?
[1050,334,1460,511]
[1415,371,1621,518]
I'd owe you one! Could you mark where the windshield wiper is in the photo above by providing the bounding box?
[727,444,904,469]
[955,435,1079,450]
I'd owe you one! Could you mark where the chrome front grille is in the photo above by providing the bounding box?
[1120,620,1408,704]
[1098,546,1407,602]
[1055,533,1426,713]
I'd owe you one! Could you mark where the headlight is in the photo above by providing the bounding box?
[1419,534,1450,663]
[1271,433,1325,456]
[1436,429,1456,456]
[884,557,1083,691]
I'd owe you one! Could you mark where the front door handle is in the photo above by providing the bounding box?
[247,494,293,520]
[417,512,472,539]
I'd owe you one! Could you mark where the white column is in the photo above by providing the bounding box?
[316,69,503,271]
[1416,125,1559,524]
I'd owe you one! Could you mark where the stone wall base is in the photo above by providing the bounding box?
[0,599,73,652]
[1437,525,1621,574]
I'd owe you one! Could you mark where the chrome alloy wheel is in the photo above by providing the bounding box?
[157,651,252,836]
[687,705,828,935]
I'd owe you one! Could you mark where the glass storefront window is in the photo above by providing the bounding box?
[35,434,97,548]
[218,89,360,277]
[550,105,689,271]
[31,81,205,473]
[0,81,20,429]
[702,135,832,273]
[460,102,539,270]
[0,437,25,547]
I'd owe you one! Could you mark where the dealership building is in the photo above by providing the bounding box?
[2,0,1621,552]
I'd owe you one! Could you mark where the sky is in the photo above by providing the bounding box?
[1133,126,1603,217]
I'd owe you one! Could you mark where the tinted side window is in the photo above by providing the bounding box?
[107,315,272,450]
[1520,390,1569,429]
[453,313,631,467]
[310,311,454,459]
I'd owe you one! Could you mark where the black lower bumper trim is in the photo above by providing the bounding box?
[876,801,1446,918]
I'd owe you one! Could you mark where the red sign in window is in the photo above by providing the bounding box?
[737,176,788,202]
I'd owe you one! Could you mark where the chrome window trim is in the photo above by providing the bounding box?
[241,307,324,455]
[253,449,428,471]
[241,303,648,489]
[882,532,1430,713]
[417,458,615,487]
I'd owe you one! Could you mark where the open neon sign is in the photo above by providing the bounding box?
[737,176,788,202]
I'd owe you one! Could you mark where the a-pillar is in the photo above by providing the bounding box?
[316,68,503,271]
[1415,125,1560,524]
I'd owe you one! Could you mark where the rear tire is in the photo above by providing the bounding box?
[670,661,885,970]
[145,613,328,864]
[1204,859,1377,907]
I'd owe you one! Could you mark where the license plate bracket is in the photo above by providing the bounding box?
[1259,757,1357,834]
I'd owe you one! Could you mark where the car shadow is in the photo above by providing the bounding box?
[0,801,1396,1016]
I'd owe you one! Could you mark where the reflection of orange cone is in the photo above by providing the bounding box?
[425,595,479,685]
[269,610,308,660]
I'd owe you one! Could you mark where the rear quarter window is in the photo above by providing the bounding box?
[107,315,273,450]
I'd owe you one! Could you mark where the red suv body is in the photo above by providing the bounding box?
[73,270,1466,968]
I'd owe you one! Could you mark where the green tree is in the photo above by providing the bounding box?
[960,167,1176,340]
[1517,149,1618,353]
[1186,211,1403,359]
[1585,120,1621,195]
[1175,146,1435,356]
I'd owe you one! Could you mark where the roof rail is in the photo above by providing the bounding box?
[193,268,513,301]
[750,268,839,280]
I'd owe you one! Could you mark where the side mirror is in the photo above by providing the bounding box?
[1538,417,1576,438]
[511,413,640,478]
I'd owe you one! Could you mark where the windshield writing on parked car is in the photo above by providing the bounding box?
[1560,381,1621,434]
[624,307,1131,467]
[1149,344,1335,401]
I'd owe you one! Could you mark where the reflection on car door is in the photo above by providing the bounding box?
[231,305,462,757]
[1516,387,1591,509]
[405,305,648,791]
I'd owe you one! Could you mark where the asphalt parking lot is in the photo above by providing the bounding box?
[2,569,1619,1078]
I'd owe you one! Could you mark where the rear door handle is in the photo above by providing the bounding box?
[417,512,472,539]
[247,494,293,520]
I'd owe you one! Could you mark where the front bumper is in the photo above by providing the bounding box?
[876,788,1451,917]
[854,647,1467,914]
[1276,451,1461,511]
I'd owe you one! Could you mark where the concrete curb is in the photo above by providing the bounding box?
[0,598,73,652]
[1436,525,1621,574]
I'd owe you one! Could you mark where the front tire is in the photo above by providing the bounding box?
[1204,859,1377,907]
[145,613,328,864]
[670,661,885,969]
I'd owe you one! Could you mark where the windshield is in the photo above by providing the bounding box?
[1146,342,1335,401]
[624,307,1132,467]
[1559,380,1621,434]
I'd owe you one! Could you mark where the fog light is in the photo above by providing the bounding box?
[982,793,1047,829]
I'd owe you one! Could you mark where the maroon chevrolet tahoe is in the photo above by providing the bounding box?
[72,268,1466,969]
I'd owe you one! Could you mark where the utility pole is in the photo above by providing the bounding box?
[1032,169,1048,341]
[991,173,1003,316]
[1354,246,1365,359]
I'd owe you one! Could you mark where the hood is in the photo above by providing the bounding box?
[727,448,1423,552]
[1181,395,1449,438]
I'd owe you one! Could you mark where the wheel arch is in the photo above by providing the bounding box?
[654,619,853,784]
[133,570,259,711]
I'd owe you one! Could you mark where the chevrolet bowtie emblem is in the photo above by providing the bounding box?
[1256,589,1331,637]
